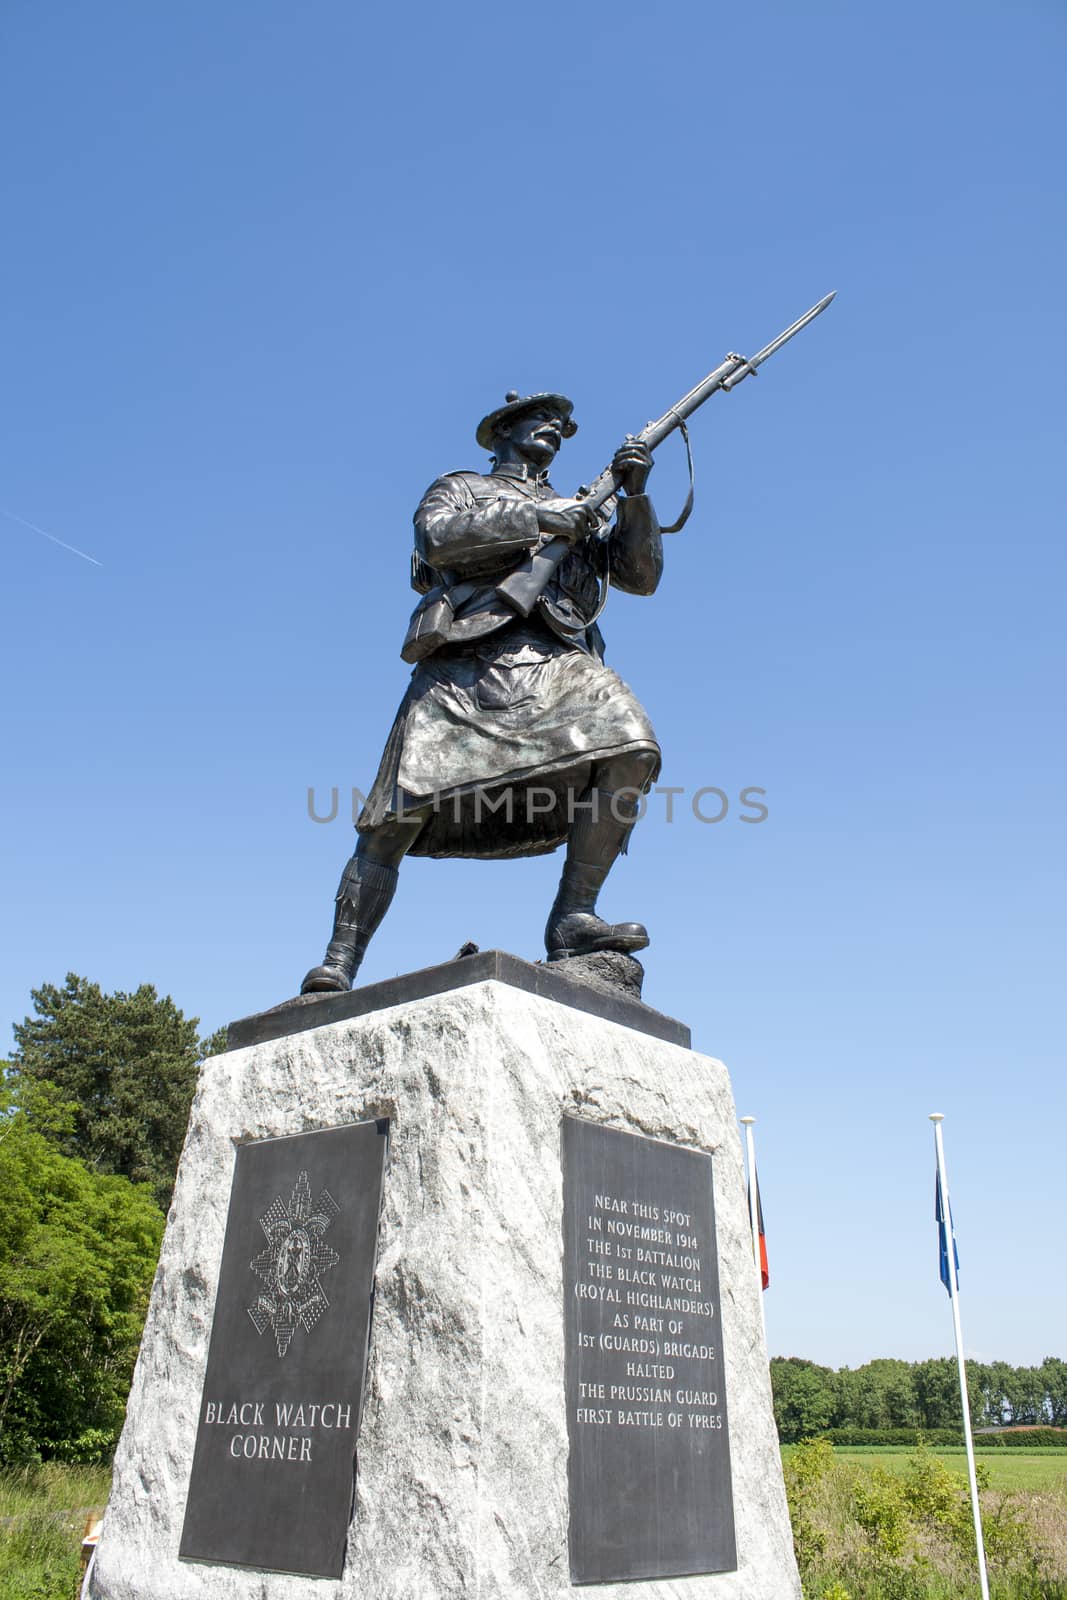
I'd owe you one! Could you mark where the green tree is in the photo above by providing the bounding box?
[770,1357,835,1442]
[912,1356,964,1430]
[835,1359,919,1430]
[1003,1363,1048,1426]
[0,1078,165,1462]
[1040,1356,1067,1426]
[981,1358,1016,1425]
[878,1361,922,1430]
[11,973,226,1210]
[831,1365,870,1429]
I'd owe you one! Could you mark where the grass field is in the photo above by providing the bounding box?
[3,1451,1066,1599]
[0,1465,110,1600]
[785,1443,1067,1492]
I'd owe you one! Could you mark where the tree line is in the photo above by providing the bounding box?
[770,1355,1067,1443]
[1,973,225,1463]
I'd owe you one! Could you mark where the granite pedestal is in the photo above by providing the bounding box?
[90,955,799,1599]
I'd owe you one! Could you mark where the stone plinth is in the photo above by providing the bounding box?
[91,958,799,1599]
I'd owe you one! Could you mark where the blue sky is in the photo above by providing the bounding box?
[2,0,1063,1370]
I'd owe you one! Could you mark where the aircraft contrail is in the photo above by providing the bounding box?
[1,505,103,567]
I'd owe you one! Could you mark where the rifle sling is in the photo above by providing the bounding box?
[658,415,694,534]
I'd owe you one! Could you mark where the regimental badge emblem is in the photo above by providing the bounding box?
[248,1171,341,1357]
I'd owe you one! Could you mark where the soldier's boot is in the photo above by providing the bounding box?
[301,855,399,994]
[545,788,649,962]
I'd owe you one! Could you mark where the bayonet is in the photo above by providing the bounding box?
[496,292,836,618]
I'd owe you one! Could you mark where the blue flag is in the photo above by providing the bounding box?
[935,1170,959,1294]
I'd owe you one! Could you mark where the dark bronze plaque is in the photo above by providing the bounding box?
[562,1116,736,1584]
[179,1119,387,1578]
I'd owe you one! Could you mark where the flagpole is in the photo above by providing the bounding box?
[739,1116,767,1346]
[929,1113,989,1600]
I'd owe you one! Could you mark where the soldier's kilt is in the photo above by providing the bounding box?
[357,623,660,859]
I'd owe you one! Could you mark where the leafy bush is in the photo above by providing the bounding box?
[784,1439,1067,1599]
[782,1436,834,1568]
[972,1428,1067,1448]
[824,1428,963,1448]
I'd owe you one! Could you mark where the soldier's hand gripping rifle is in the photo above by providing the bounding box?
[496,292,836,618]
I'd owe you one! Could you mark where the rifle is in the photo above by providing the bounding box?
[496,291,836,618]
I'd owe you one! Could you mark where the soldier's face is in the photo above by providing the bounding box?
[497,405,565,468]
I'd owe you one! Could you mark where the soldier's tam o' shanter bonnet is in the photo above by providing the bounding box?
[476,390,578,452]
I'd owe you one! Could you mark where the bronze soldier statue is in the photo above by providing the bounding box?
[301,391,663,993]
[300,294,836,993]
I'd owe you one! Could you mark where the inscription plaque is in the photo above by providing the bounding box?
[179,1119,387,1578]
[562,1116,736,1584]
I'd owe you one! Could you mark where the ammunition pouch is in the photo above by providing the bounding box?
[400,580,477,664]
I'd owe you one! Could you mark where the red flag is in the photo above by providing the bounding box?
[749,1170,769,1290]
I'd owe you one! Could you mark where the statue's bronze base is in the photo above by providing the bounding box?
[229,949,687,1053]
[547,948,644,1002]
